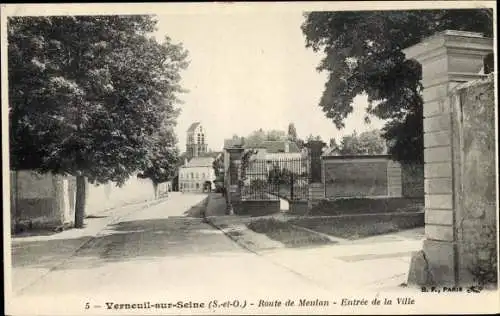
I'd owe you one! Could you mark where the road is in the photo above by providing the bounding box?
[9,193,332,314]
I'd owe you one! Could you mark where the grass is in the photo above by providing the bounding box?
[247,218,334,248]
[290,213,424,240]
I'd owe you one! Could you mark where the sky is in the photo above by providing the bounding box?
[153,11,385,152]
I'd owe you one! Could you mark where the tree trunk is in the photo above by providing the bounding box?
[74,175,86,228]
[153,182,159,199]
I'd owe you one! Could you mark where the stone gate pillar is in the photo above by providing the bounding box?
[404,30,493,286]
[224,145,245,215]
[307,140,326,208]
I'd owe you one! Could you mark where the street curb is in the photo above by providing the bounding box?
[13,196,170,296]
[288,223,349,244]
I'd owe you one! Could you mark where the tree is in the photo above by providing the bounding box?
[212,152,225,187]
[244,129,266,148]
[287,123,298,141]
[8,16,189,227]
[138,121,180,198]
[306,134,323,142]
[329,138,341,154]
[339,129,386,155]
[301,9,493,163]
[266,130,286,141]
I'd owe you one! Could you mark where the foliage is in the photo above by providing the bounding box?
[268,165,296,185]
[236,129,289,149]
[306,134,323,142]
[301,9,493,163]
[328,138,341,154]
[468,224,498,286]
[250,179,268,191]
[8,15,189,185]
[137,121,180,184]
[212,152,224,178]
[339,129,386,155]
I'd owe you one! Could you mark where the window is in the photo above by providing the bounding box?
[202,173,205,179]
[191,172,194,179]
[196,183,199,189]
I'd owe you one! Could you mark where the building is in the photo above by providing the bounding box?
[186,122,208,160]
[179,157,216,193]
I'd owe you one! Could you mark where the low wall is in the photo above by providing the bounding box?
[10,170,158,231]
[234,200,280,216]
[288,200,309,215]
[85,176,156,215]
[291,212,424,231]
[10,171,74,231]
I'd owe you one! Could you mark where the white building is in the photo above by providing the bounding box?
[179,157,216,193]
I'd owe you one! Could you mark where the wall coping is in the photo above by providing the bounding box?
[322,154,391,160]
[451,72,495,92]
[403,29,493,61]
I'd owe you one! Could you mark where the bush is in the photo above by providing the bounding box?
[310,197,424,216]
[468,224,498,286]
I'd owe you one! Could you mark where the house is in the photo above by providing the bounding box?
[178,156,216,193]
[245,140,306,182]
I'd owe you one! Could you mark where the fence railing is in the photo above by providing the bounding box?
[240,157,309,201]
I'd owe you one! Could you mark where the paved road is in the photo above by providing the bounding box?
[9,193,332,314]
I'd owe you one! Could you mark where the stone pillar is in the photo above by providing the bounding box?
[224,146,245,214]
[306,140,326,208]
[404,30,493,285]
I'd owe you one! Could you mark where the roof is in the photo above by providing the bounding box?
[259,141,300,153]
[183,156,214,168]
[187,122,201,133]
[224,137,244,149]
[322,147,340,156]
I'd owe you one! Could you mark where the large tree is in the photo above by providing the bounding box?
[8,15,188,227]
[339,129,386,155]
[301,9,493,163]
[138,120,181,198]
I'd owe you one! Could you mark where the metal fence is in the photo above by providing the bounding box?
[240,157,309,201]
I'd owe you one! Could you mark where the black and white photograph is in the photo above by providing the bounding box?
[2,2,498,315]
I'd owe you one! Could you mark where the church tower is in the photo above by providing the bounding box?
[186,122,208,160]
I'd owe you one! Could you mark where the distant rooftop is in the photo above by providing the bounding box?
[183,156,214,168]
[259,140,300,153]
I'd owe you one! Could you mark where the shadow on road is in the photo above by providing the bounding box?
[12,215,245,271]
[183,196,209,217]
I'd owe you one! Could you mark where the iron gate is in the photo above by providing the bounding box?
[240,156,309,201]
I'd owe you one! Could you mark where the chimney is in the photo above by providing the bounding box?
[284,142,290,153]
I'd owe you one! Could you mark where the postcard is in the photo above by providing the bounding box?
[2,1,498,315]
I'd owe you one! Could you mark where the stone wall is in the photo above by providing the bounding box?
[454,76,497,285]
[322,156,403,199]
[234,200,280,216]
